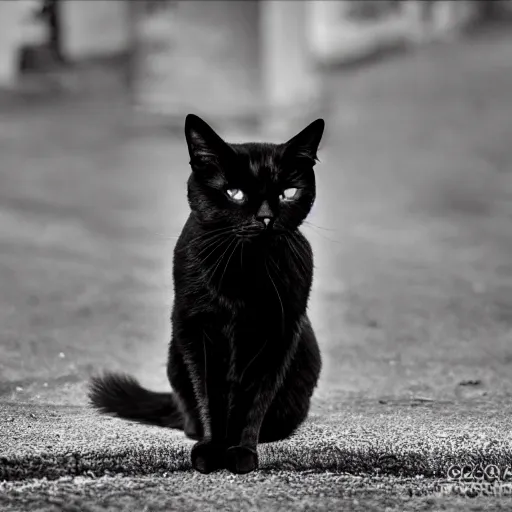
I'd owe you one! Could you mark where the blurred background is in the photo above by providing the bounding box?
[1,0,512,405]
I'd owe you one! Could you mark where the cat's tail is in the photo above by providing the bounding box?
[88,373,184,429]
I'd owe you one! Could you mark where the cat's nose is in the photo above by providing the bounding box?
[255,215,274,228]
[256,201,274,228]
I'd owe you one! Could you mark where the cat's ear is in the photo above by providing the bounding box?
[184,114,233,166]
[284,119,325,163]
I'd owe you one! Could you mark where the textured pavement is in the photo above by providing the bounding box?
[1,28,512,511]
[2,396,512,481]
[2,396,512,510]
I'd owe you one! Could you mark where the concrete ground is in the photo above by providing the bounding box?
[2,29,512,510]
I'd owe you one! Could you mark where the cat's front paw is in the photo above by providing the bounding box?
[191,440,225,474]
[225,445,259,474]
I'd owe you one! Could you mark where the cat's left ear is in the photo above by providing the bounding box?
[284,119,325,163]
[184,114,233,167]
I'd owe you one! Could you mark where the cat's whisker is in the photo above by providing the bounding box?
[235,225,262,240]
[267,255,287,287]
[211,237,236,282]
[284,237,300,267]
[177,228,235,259]
[199,237,232,266]
[208,237,237,286]
[195,235,225,259]
[196,231,234,258]
[301,222,343,245]
[218,239,240,291]
[284,236,308,275]
[205,245,227,282]
[291,231,314,258]
[194,231,234,248]
[155,233,180,240]
[189,225,236,245]
[141,230,181,242]
[303,220,338,233]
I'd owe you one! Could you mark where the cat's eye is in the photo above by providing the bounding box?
[226,188,245,202]
[279,188,298,201]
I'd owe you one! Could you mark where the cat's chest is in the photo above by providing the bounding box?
[219,255,309,308]
[193,294,304,375]
[208,309,294,372]
[216,298,300,345]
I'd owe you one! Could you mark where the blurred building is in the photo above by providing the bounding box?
[0,0,510,133]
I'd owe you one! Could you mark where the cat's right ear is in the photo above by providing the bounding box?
[283,119,325,164]
[184,114,232,167]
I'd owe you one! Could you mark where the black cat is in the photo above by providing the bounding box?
[89,114,324,474]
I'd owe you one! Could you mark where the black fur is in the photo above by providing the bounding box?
[88,114,325,474]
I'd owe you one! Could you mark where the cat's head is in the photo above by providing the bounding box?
[184,114,324,238]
